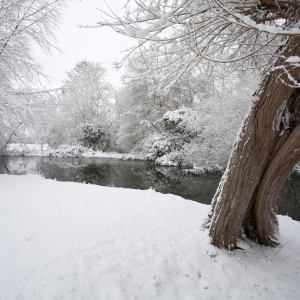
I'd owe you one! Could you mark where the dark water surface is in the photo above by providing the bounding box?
[1,156,300,221]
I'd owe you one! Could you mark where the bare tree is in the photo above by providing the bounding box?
[0,0,67,153]
[96,0,300,249]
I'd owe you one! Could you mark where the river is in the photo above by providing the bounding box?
[1,156,299,221]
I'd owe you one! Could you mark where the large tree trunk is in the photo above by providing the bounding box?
[208,37,300,249]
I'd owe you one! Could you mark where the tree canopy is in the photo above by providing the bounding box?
[97,0,299,90]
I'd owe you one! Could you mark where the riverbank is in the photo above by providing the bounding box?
[1,174,300,299]
[4,143,144,160]
[3,143,300,174]
[3,144,223,172]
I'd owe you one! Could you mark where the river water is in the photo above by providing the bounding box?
[1,156,300,221]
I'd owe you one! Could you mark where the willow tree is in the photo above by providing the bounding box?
[97,0,300,249]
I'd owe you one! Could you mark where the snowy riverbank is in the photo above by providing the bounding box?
[4,144,143,161]
[1,174,300,299]
[3,144,222,171]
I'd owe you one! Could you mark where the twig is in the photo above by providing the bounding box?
[275,241,288,254]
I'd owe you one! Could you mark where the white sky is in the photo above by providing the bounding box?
[35,0,135,89]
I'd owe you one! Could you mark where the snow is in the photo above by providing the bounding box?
[81,150,141,161]
[236,239,251,250]
[49,145,88,157]
[124,25,136,37]
[6,144,50,151]
[285,56,300,63]
[123,11,173,39]
[1,175,300,299]
[5,144,143,161]
[272,99,287,132]
[230,13,300,36]
[5,143,51,156]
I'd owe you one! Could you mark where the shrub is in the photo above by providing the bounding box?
[79,124,110,151]
[49,145,87,157]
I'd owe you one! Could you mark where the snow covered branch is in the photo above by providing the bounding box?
[94,0,299,90]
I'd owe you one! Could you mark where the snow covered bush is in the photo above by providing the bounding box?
[155,151,184,167]
[79,124,110,151]
[49,145,87,158]
[139,100,250,170]
[179,105,247,170]
[181,136,231,171]
[162,108,202,137]
[140,133,184,162]
[139,108,202,166]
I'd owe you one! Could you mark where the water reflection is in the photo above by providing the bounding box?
[1,156,300,221]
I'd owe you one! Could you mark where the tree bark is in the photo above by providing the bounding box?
[208,37,300,249]
[255,122,300,246]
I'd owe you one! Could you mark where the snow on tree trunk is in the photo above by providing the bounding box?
[208,37,300,249]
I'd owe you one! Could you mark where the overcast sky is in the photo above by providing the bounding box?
[35,0,135,89]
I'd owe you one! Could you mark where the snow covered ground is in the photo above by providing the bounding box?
[0,175,300,300]
[5,143,51,157]
[5,144,142,160]
[81,150,140,160]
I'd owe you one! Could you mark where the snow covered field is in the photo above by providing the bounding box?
[0,175,300,300]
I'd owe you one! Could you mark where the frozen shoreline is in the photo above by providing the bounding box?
[0,174,300,299]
